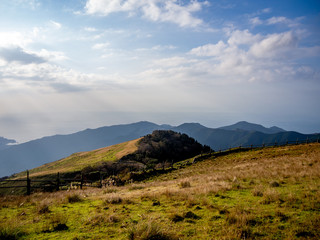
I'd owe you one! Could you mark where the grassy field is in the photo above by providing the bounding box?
[13,138,140,179]
[1,143,319,239]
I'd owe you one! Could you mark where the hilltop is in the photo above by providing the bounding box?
[1,143,319,239]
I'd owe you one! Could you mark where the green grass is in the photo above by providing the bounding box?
[12,138,140,179]
[1,143,319,239]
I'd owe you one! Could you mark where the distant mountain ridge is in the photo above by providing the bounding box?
[0,121,319,177]
[0,136,16,151]
[218,121,285,134]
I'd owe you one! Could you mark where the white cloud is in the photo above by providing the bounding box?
[267,16,288,25]
[37,49,68,61]
[249,31,298,58]
[92,42,110,50]
[151,56,195,68]
[227,29,261,46]
[0,31,33,48]
[84,27,98,32]
[187,29,319,83]
[262,8,271,14]
[84,0,207,28]
[250,15,302,28]
[249,17,263,26]
[189,41,227,57]
[50,20,62,30]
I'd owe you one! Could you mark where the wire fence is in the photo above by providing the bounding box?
[0,170,108,195]
[0,138,319,195]
[215,137,319,152]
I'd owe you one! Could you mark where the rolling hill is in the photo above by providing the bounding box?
[15,138,141,179]
[13,130,209,181]
[1,143,319,239]
[0,121,319,177]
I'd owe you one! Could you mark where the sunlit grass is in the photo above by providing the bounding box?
[0,143,319,239]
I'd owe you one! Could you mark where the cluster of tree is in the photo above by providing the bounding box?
[79,130,211,183]
[120,130,211,169]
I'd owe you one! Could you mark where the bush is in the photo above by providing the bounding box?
[170,214,184,223]
[179,181,191,188]
[105,194,122,204]
[67,193,83,203]
[128,218,178,240]
[43,213,68,232]
[183,211,200,220]
[37,203,51,214]
[269,181,280,187]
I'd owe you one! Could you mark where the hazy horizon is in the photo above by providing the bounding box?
[1,0,319,143]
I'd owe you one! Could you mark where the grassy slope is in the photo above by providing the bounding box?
[1,143,319,239]
[13,138,140,179]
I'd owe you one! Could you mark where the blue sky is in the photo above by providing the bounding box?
[0,0,319,142]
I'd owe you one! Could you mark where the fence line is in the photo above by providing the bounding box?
[0,138,319,195]
[0,170,100,195]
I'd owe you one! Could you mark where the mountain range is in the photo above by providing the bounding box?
[0,121,319,177]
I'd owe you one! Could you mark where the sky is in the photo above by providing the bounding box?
[0,0,320,143]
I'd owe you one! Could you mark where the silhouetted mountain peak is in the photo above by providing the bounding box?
[176,122,206,130]
[219,121,286,134]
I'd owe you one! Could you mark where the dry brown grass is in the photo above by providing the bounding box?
[1,143,319,239]
[3,144,319,206]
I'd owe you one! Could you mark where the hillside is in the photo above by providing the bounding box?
[14,138,141,179]
[12,130,209,181]
[0,121,168,177]
[1,143,319,239]
[1,121,319,178]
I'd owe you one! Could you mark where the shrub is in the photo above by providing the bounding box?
[261,188,281,204]
[67,193,83,203]
[43,213,68,233]
[269,181,280,187]
[170,214,184,223]
[179,181,191,188]
[127,219,177,240]
[37,203,51,214]
[252,186,264,197]
[105,194,123,204]
[183,211,200,220]
[85,214,107,227]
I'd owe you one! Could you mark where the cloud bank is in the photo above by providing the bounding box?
[85,0,208,27]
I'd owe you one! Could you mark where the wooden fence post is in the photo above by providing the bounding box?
[56,172,60,191]
[99,171,102,188]
[26,170,31,195]
[80,173,83,190]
